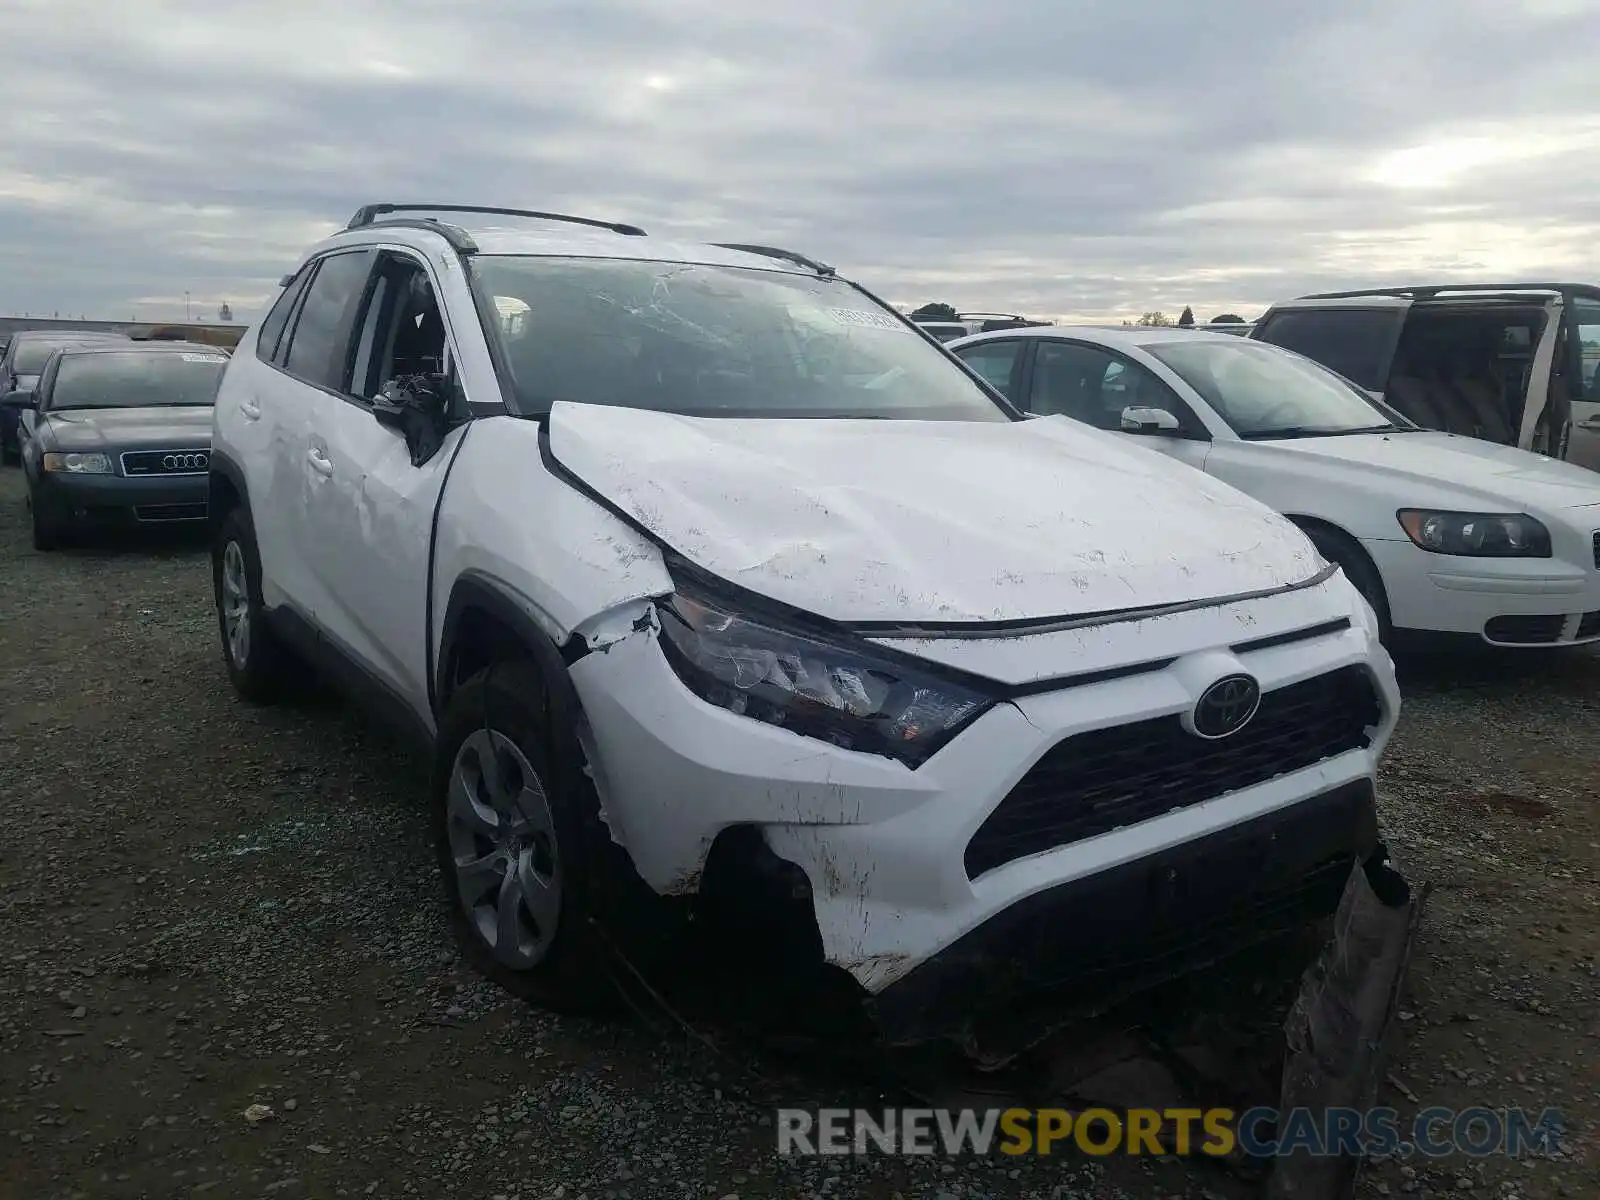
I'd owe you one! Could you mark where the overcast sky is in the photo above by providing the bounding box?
[0,0,1596,326]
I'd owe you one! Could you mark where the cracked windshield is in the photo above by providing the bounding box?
[475,256,1010,419]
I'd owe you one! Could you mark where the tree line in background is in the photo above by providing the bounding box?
[910,302,1247,327]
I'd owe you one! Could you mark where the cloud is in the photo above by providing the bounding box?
[0,0,1596,324]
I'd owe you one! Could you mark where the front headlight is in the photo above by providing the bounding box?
[42,451,114,475]
[1396,510,1550,558]
[656,590,993,768]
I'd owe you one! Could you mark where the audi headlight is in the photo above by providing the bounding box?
[1396,510,1551,557]
[656,591,993,768]
[42,451,113,475]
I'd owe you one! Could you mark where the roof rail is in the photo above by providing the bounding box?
[346,203,647,238]
[349,217,481,254]
[1301,282,1598,302]
[712,243,835,277]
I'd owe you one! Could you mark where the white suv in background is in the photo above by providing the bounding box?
[207,203,1399,1046]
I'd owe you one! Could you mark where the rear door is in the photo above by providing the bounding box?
[948,337,1028,405]
[1565,295,1600,471]
[212,265,316,610]
[1250,303,1410,399]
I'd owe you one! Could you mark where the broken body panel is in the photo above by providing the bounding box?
[431,405,1400,1038]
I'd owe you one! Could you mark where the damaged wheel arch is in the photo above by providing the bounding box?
[434,570,593,720]
[433,569,683,955]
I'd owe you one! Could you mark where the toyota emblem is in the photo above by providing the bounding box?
[162,452,209,471]
[1189,674,1261,739]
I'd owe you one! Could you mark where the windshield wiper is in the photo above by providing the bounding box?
[1241,423,1405,440]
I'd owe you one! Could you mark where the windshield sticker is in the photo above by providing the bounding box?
[826,307,906,332]
[180,353,228,363]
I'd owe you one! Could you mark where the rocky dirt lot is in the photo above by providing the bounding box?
[0,464,1595,1200]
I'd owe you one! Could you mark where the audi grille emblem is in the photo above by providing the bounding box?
[162,452,209,471]
[1189,674,1261,739]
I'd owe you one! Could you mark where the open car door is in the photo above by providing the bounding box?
[1249,301,1410,401]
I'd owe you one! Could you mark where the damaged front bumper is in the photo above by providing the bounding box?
[867,778,1378,1050]
[567,576,1400,1043]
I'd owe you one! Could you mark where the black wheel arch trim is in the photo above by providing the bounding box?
[1285,515,1391,613]
[206,449,252,533]
[432,570,597,814]
[434,570,590,724]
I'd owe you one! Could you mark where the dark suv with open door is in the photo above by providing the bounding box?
[1250,283,1600,471]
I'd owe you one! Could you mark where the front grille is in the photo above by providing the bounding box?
[134,503,207,522]
[1577,611,1600,639]
[963,666,1381,878]
[120,448,210,477]
[1484,614,1566,644]
[1021,853,1356,994]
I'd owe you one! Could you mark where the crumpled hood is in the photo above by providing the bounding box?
[1250,430,1600,511]
[547,403,1322,624]
[42,405,213,451]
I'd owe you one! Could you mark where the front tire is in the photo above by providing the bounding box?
[28,491,65,551]
[31,510,62,551]
[433,660,617,1014]
[1303,524,1392,644]
[212,507,305,702]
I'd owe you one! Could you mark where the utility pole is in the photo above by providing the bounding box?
[185,291,192,322]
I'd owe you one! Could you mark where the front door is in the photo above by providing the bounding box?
[1566,296,1600,471]
[302,248,478,726]
[1023,339,1211,471]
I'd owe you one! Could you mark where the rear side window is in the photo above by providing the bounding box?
[952,339,1023,400]
[1253,308,1401,392]
[256,271,312,365]
[282,249,377,391]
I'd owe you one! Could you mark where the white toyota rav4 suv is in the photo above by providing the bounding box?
[208,204,1400,1045]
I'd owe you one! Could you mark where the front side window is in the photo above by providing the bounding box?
[283,249,377,390]
[48,351,229,410]
[1145,338,1409,439]
[468,256,1011,421]
[1027,341,1193,432]
[952,339,1022,399]
[349,255,449,400]
[1253,308,1402,392]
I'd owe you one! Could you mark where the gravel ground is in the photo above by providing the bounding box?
[0,463,1595,1200]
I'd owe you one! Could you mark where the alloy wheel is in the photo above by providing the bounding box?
[446,728,562,969]
[220,540,251,667]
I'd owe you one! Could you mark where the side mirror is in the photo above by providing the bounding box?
[370,373,461,466]
[1121,405,1180,434]
[0,390,36,411]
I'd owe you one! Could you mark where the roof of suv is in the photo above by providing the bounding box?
[1271,283,1600,310]
[307,205,829,280]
